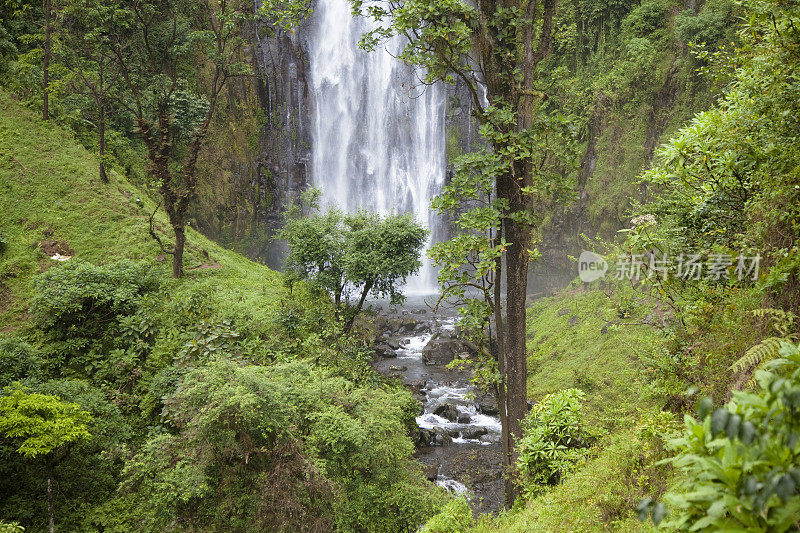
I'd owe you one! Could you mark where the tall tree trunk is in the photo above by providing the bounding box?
[343,280,373,334]
[503,213,530,504]
[492,228,514,506]
[47,468,55,533]
[172,223,185,278]
[42,0,51,120]
[98,100,108,183]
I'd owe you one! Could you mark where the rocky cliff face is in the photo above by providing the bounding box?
[248,25,313,266]
[190,22,313,267]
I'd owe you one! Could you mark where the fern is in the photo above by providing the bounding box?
[730,337,784,373]
[751,308,797,337]
[730,309,799,378]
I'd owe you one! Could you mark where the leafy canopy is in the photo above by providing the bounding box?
[0,385,92,458]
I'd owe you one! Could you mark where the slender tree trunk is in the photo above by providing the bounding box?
[492,230,514,505]
[502,195,532,506]
[98,100,108,183]
[343,280,373,334]
[172,223,185,278]
[47,468,55,533]
[42,0,51,120]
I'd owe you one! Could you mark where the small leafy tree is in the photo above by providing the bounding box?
[102,0,252,277]
[52,0,124,183]
[278,190,348,312]
[280,192,428,334]
[0,386,92,533]
[341,212,429,333]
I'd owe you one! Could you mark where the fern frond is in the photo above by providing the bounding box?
[730,337,783,374]
[752,308,798,337]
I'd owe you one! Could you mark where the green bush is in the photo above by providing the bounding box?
[620,0,670,39]
[121,357,442,532]
[0,339,42,386]
[29,259,159,377]
[516,388,592,497]
[31,259,159,336]
[419,498,475,533]
[0,521,23,533]
[674,0,736,48]
[642,341,800,530]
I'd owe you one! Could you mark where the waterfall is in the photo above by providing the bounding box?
[307,0,446,294]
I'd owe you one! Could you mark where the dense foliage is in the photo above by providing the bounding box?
[640,341,800,530]
[516,389,592,498]
[0,255,445,531]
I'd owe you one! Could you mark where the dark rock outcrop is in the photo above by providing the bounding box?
[433,403,459,422]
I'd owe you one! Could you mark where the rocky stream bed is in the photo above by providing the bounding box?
[369,298,505,514]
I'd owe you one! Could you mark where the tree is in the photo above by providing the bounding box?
[52,0,124,183]
[279,190,349,313]
[0,386,92,533]
[102,0,251,277]
[280,193,429,334]
[341,211,428,334]
[352,0,576,504]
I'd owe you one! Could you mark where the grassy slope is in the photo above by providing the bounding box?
[0,89,285,330]
[473,285,670,532]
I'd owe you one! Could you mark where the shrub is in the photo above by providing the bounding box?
[642,341,800,530]
[674,0,736,48]
[0,339,42,386]
[419,498,475,533]
[29,260,159,376]
[620,0,670,39]
[31,259,159,336]
[516,389,592,497]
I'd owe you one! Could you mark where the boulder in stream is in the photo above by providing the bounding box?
[373,343,396,358]
[422,462,439,481]
[477,395,499,416]
[433,428,453,446]
[422,335,476,365]
[417,428,434,447]
[461,426,488,440]
[433,402,459,422]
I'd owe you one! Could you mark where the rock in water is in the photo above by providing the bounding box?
[433,403,459,422]
[461,427,488,439]
[433,428,453,446]
[422,335,477,365]
[417,428,434,447]
[422,462,439,481]
[373,343,396,358]
[477,395,499,416]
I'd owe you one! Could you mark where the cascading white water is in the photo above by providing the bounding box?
[308,0,446,293]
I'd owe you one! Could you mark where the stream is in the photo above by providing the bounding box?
[370,297,505,514]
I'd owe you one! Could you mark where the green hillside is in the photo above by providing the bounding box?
[0,90,445,532]
[0,91,285,329]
